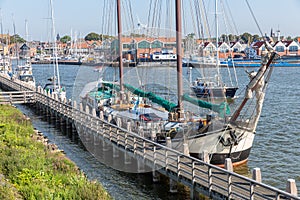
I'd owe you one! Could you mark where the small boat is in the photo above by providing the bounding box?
[14,59,36,87]
[150,48,177,62]
[191,77,238,98]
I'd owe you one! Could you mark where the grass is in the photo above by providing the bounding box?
[0,104,111,200]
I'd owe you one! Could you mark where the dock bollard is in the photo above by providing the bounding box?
[79,103,83,112]
[224,158,233,172]
[151,130,156,142]
[85,105,90,115]
[286,179,298,196]
[166,137,172,148]
[116,117,122,127]
[107,114,112,123]
[99,111,104,120]
[202,150,210,163]
[92,108,96,117]
[183,143,189,156]
[73,100,77,109]
[252,168,262,183]
[126,122,131,132]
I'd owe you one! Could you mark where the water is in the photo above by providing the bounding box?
[20,63,300,198]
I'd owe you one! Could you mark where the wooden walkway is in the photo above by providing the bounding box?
[0,73,299,200]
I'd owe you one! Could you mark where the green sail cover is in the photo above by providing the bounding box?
[182,94,230,116]
[123,83,177,112]
[103,82,229,115]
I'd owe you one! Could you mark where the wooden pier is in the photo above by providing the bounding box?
[0,73,299,200]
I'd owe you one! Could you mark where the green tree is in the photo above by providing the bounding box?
[10,34,26,44]
[252,34,260,42]
[286,36,292,41]
[240,32,253,44]
[85,32,100,41]
[60,35,71,43]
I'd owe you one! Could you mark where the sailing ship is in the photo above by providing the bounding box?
[44,0,66,101]
[81,0,277,166]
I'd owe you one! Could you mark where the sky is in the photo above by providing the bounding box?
[0,0,300,41]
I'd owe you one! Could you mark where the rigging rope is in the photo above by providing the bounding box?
[245,0,264,38]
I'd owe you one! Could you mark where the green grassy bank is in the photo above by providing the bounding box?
[0,104,111,200]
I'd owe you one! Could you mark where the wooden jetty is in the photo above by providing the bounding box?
[0,73,299,200]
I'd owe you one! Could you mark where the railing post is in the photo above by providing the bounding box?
[126,121,131,132]
[250,168,261,200]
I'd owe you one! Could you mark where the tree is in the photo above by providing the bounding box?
[10,34,26,44]
[60,35,71,43]
[240,32,253,44]
[286,36,292,41]
[252,34,260,42]
[84,32,100,41]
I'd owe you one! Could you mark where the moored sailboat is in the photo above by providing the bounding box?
[81,0,277,167]
[44,0,66,101]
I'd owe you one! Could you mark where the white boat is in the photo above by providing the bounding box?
[81,0,277,167]
[151,48,177,62]
[14,59,36,87]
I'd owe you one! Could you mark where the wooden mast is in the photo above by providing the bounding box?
[117,0,124,93]
[176,0,183,119]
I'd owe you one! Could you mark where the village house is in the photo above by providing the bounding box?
[282,40,300,55]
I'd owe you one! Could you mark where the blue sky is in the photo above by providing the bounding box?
[0,0,299,41]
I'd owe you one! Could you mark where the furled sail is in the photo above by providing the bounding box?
[182,94,230,116]
[103,82,230,115]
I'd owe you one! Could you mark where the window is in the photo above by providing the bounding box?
[151,40,163,48]
[164,43,176,48]
[275,46,285,52]
[138,41,150,49]
[220,46,228,53]
[289,46,298,52]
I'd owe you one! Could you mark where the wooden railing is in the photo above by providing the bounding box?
[0,91,35,104]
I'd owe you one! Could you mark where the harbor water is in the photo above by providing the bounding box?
[18,63,300,198]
